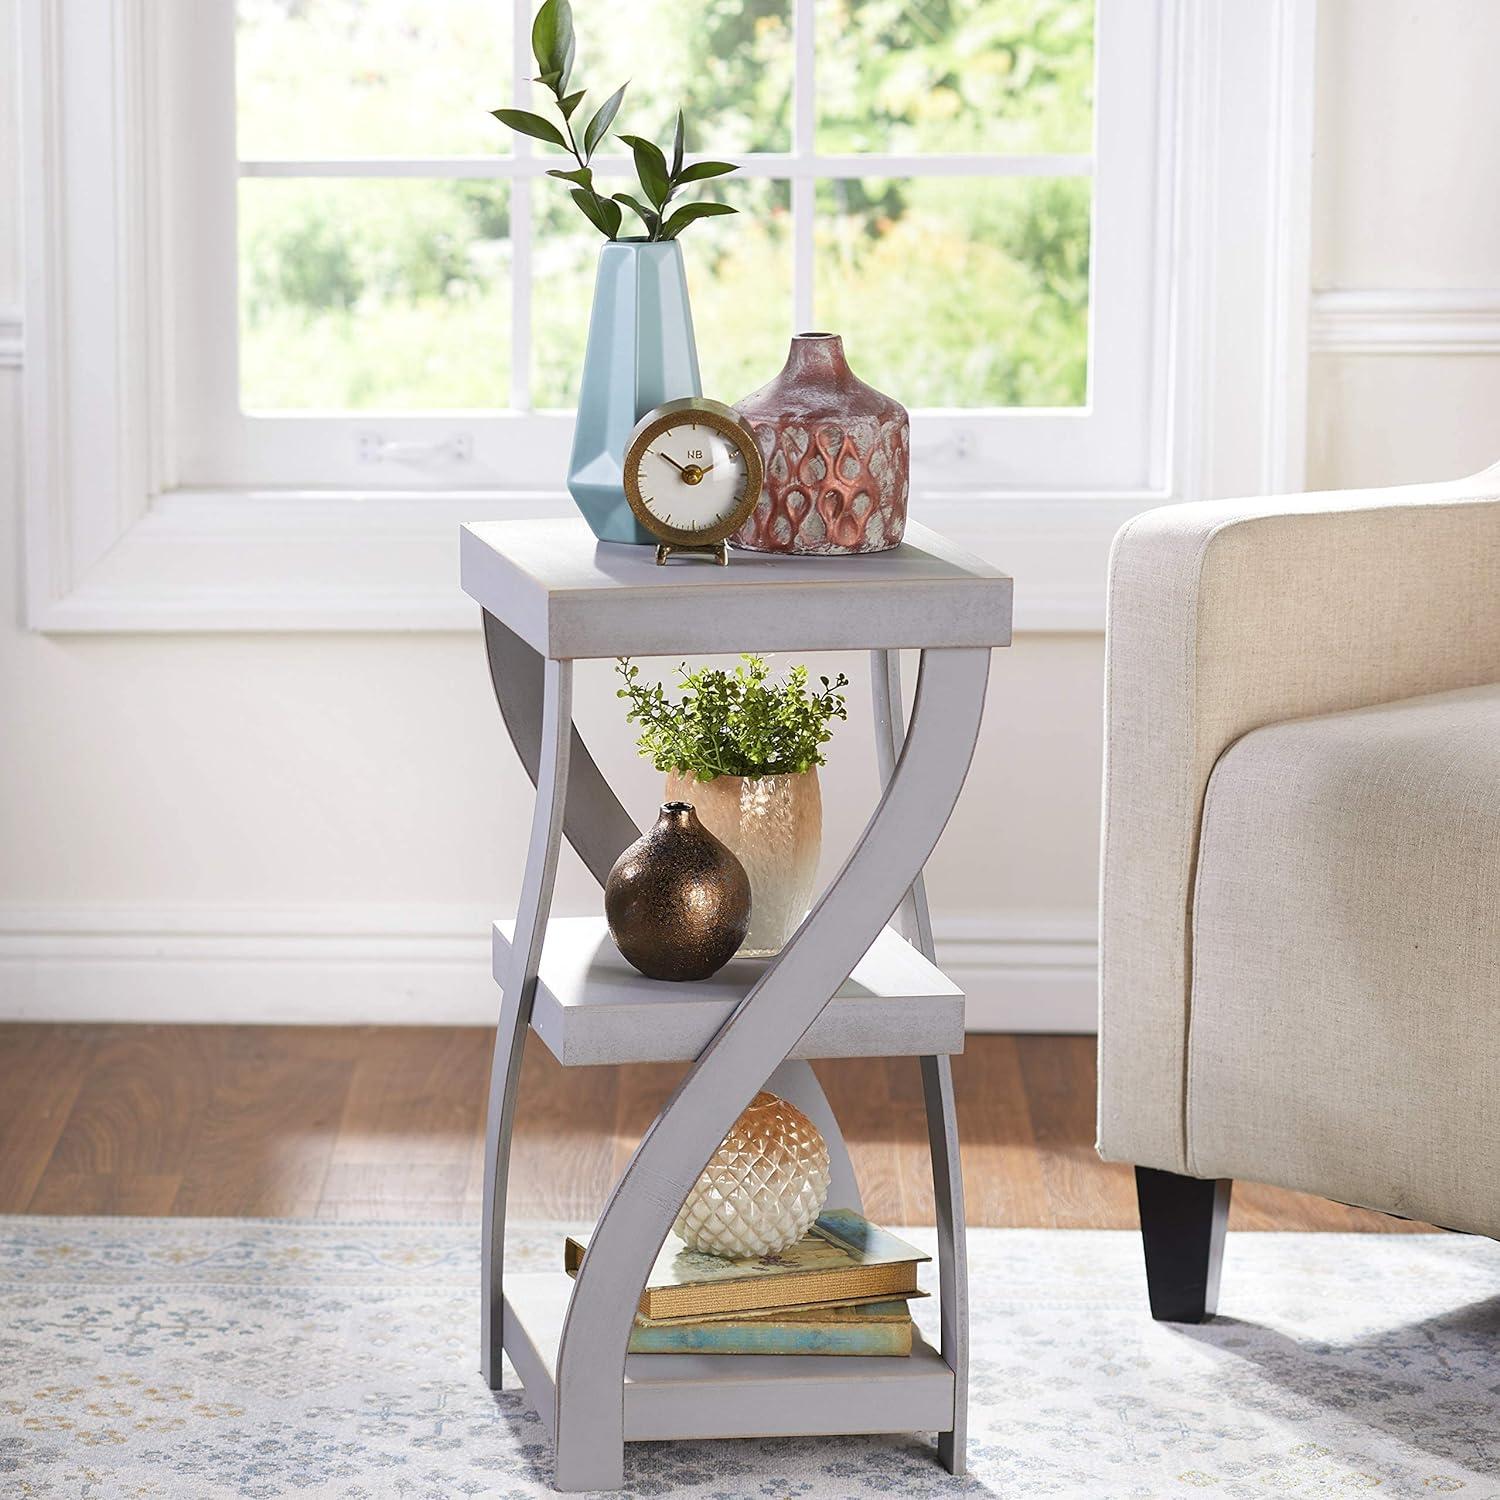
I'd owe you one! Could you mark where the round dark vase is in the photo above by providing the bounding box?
[605,802,752,982]
[731,332,910,555]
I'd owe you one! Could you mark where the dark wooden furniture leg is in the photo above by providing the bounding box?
[1135,1166,1232,1323]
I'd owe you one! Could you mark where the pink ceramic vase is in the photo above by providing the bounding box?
[731,333,909,555]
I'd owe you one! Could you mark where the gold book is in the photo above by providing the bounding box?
[632,1286,928,1328]
[564,1209,928,1323]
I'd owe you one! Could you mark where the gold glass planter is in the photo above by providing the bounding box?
[665,768,821,957]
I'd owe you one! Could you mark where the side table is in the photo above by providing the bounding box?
[460,518,1013,1492]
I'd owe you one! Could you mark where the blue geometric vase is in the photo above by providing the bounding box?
[567,240,702,545]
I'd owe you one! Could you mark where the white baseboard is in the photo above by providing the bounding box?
[0,904,1099,1034]
[933,914,1098,1033]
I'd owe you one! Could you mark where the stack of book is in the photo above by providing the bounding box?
[564,1208,927,1356]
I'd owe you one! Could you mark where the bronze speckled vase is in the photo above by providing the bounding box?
[605,802,751,982]
[731,332,909,555]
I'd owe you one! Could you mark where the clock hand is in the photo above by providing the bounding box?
[654,450,687,474]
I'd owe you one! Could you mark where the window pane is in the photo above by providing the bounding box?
[237,0,510,158]
[816,0,1094,155]
[239,180,510,410]
[813,176,1090,407]
[560,0,793,158]
[531,180,792,409]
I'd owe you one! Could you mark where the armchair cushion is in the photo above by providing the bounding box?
[1099,468,1500,1172]
[1185,682,1500,1235]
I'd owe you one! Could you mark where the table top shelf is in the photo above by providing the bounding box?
[503,1273,957,1446]
[494,916,965,1067]
[460,518,1013,660]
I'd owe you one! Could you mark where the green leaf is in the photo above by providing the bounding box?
[583,82,628,159]
[533,71,561,89]
[530,0,574,82]
[492,108,567,149]
[618,134,671,208]
[659,201,737,239]
[558,89,587,120]
[547,166,593,189]
[611,192,660,236]
[614,654,847,779]
[674,159,738,183]
[571,187,620,240]
[671,109,685,178]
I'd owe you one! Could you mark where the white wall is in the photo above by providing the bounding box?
[1307,0,1500,488]
[2,0,1495,1030]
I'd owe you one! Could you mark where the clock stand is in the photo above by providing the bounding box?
[655,540,729,565]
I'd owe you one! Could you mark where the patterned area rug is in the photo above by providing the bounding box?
[3,1218,1498,1499]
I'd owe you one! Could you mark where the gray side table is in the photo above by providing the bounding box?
[460,518,1013,1493]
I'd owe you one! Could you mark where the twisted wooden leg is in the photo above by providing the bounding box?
[871,648,971,1475]
[548,647,989,1492]
[480,652,572,1390]
[478,613,865,1400]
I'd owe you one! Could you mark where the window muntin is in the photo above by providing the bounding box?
[231,0,1095,416]
[170,0,1177,493]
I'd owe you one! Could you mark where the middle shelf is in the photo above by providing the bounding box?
[493,916,965,1067]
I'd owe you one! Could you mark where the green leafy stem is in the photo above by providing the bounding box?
[616,655,850,781]
[492,0,739,242]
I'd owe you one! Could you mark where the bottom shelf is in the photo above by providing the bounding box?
[503,1272,956,1443]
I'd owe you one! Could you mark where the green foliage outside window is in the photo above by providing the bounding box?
[236,0,1094,412]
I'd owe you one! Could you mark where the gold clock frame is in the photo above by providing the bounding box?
[622,397,765,564]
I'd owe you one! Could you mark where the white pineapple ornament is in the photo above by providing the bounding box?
[674,1090,832,1258]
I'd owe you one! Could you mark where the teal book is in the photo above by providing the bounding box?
[628,1300,914,1356]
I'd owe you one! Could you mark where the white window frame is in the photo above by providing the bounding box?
[20,0,1314,633]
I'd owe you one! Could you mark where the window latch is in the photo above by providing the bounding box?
[356,432,474,467]
[911,429,975,466]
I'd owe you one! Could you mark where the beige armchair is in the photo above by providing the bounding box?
[1098,464,1500,1320]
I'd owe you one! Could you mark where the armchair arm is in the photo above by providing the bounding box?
[1098,466,1500,1172]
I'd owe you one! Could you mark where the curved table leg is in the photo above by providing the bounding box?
[481,656,572,1390]
[483,610,863,1219]
[872,648,970,1475]
[765,1059,863,1214]
[549,647,989,1492]
[483,611,637,887]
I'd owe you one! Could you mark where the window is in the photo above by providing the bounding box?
[169,0,1165,492]
[22,0,1314,631]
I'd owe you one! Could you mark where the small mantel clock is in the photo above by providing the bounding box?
[622,397,765,565]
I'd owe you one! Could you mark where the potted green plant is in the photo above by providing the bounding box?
[492,0,739,545]
[616,655,849,956]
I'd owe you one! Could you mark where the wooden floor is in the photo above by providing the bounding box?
[0,1025,1425,1231]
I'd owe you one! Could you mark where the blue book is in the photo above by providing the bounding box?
[628,1299,914,1356]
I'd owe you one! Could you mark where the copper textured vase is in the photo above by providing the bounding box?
[665,768,821,958]
[731,332,909,555]
[605,802,751,982]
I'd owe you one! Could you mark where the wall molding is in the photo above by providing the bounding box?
[0,309,20,368]
[16,290,1497,375]
[0,905,1099,1034]
[1310,289,1500,355]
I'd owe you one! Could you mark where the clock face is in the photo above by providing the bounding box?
[623,398,764,546]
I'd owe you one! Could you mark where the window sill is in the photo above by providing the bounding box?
[31,488,1153,635]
